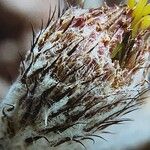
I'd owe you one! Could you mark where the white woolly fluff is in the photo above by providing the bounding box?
[97,14,108,24]
[84,0,103,8]
[0,80,26,139]
[41,42,53,53]
[49,96,69,114]
[81,26,93,37]
[44,107,50,127]
[131,52,150,88]
[47,114,67,128]
[71,106,85,115]
[73,8,88,17]
[27,55,47,77]
[35,74,58,97]
[2,80,26,108]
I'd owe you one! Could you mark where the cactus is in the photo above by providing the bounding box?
[0,0,150,149]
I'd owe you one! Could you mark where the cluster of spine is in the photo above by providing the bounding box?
[0,1,150,150]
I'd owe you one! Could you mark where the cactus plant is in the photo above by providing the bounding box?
[0,0,150,149]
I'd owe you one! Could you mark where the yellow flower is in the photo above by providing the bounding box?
[128,0,150,36]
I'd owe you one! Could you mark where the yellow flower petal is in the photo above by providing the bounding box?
[142,4,150,16]
[140,15,150,30]
[132,23,139,37]
[128,0,136,9]
[132,15,150,37]
[132,0,148,26]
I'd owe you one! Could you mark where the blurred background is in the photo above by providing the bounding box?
[0,0,64,98]
[0,0,150,150]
